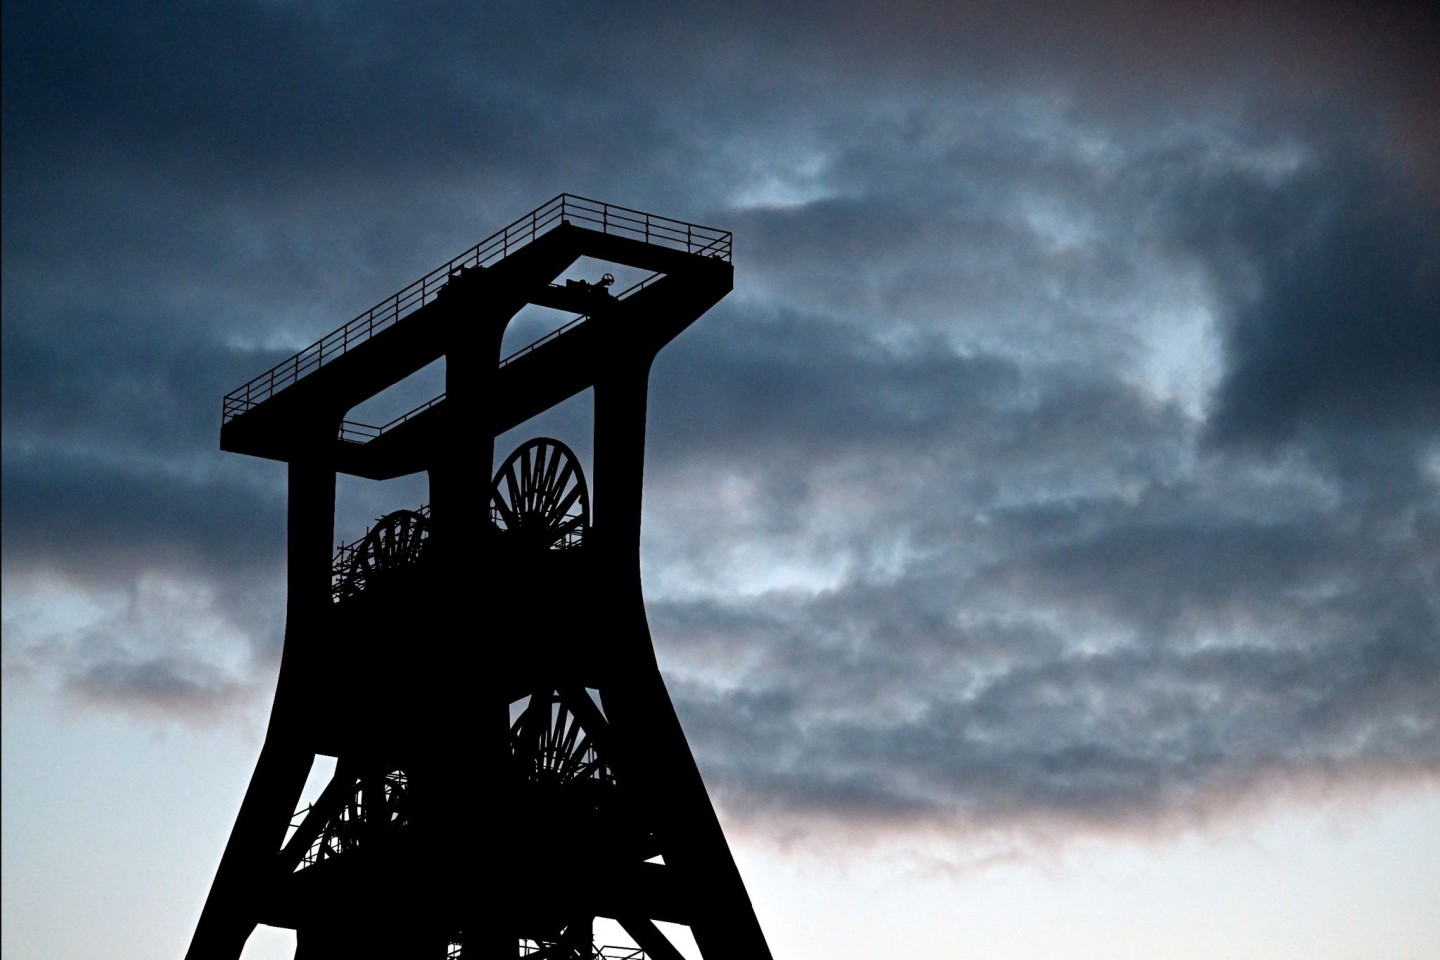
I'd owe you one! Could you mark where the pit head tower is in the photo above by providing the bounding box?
[187,195,772,959]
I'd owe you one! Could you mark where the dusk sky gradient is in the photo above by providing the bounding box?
[3,2,1438,958]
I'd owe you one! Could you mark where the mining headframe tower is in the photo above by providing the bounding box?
[186,195,773,959]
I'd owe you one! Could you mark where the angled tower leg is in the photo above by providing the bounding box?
[188,456,335,960]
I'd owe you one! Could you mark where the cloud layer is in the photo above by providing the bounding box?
[4,1,1437,840]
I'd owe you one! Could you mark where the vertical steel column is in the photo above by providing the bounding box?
[427,295,514,958]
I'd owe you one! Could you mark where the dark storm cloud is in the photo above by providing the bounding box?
[0,450,284,581]
[1112,115,1440,465]
[1205,162,1440,447]
[650,494,1438,830]
[4,1,562,174]
[652,303,1025,457]
[1,0,744,217]
[643,356,1436,836]
[4,0,1437,828]
[1,303,292,579]
[637,126,1438,834]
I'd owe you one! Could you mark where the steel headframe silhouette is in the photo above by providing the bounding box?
[187,195,772,959]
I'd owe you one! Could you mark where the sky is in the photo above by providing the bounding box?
[3,2,1439,958]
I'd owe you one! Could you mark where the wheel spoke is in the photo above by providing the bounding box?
[490,438,589,548]
[541,459,575,519]
[339,509,428,595]
[539,443,563,509]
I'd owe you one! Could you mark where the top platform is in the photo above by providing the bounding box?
[223,195,731,423]
[219,194,733,474]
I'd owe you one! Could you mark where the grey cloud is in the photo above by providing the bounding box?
[3,0,1437,841]
[1,449,285,582]
[652,302,1026,458]
[1137,135,1440,452]
[2,311,291,585]
[654,555,1439,830]
[2,568,277,722]
[64,655,259,721]
[639,255,1436,833]
[1,319,283,456]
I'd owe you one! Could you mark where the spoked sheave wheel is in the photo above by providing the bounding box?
[490,438,590,550]
[345,509,428,593]
[510,692,607,787]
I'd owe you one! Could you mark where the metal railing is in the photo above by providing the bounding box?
[337,395,446,444]
[223,195,730,422]
[515,943,646,959]
[333,269,660,445]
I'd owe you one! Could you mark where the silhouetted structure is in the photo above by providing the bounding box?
[187,196,771,959]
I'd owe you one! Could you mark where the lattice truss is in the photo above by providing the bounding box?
[291,687,644,959]
[292,769,410,870]
[287,689,617,869]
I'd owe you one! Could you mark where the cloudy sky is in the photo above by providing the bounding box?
[3,2,1438,958]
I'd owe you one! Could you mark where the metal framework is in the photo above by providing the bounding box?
[186,195,769,959]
